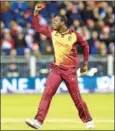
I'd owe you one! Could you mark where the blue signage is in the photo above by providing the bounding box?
[0,76,114,94]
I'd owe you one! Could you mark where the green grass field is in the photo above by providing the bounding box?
[1,93,114,130]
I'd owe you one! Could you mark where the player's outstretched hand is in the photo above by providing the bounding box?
[35,3,45,11]
[80,64,88,75]
[34,3,45,15]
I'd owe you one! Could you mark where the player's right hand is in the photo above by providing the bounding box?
[35,3,45,11]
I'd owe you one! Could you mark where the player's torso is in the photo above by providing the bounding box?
[51,30,77,66]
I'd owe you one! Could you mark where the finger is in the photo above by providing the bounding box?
[81,72,87,76]
[36,5,42,9]
[80,69,87,73]
[80,70,88,75]
[36,3,45,9]
[35,4,42,9]
[80,68,86,72]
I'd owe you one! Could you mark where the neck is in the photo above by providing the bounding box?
[58,25,68,34]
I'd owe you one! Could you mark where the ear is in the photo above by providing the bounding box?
[61,21,65,26]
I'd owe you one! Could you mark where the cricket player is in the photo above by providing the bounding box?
[25,3,94,129]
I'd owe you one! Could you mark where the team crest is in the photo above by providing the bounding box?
[68,36,72,41]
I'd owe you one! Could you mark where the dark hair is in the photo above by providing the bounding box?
[55,14,67,24]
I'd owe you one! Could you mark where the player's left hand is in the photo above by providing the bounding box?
[80,64,88,74]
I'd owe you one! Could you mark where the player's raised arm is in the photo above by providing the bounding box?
[33,3,52,38]
[76,32,89,73]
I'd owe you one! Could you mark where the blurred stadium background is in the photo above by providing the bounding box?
[1,1,114,130]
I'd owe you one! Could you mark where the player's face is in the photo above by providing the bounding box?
[52,16,62,30]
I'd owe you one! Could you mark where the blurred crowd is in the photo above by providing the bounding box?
[0,1,115,57]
